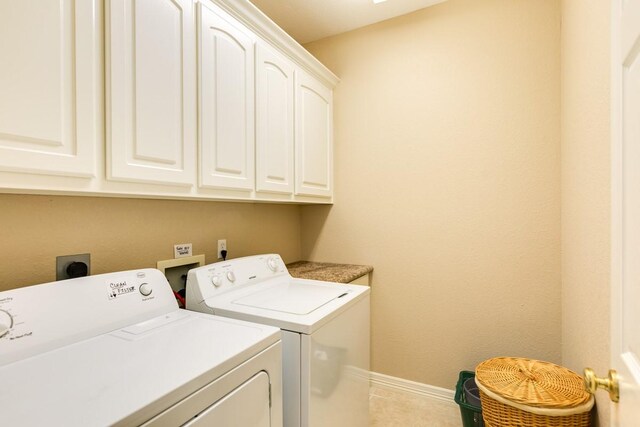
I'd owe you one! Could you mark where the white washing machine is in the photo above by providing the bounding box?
[186,254,370,427]
[0,269,283,426]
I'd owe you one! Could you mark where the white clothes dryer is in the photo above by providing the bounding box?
[0,269,282,426]
[186,254,370,427]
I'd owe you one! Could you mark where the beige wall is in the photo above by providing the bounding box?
[303,0,562,388]
[0,194,301,290]
[0,2,613,423]
[560,0,610,425]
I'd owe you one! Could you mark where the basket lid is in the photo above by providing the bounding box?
[475,357,591,409]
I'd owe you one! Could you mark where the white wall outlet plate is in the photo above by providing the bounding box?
[174,243,193,258]
[217,239,227,259]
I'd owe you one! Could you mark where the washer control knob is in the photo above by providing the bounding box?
[211,274,222,287]
[139,283,152,297]
[267,257,278,272]
[0,309,13,339]
[226,271,236,283]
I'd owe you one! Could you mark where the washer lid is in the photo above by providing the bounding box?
[232,282,347,314]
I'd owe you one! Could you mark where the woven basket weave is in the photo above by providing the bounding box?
[475,357,594,427]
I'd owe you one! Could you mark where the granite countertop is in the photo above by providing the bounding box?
[286,261,373,284]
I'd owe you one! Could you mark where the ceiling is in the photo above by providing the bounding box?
[249,0,447,44]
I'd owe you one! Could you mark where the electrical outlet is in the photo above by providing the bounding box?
[56,253,91,280]
[217,239,227,259]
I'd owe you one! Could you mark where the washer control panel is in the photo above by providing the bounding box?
[186,254,288,303]
[0,269,177,367]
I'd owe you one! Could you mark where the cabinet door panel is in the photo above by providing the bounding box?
[255,43,294,195]
[199,2,254,190]
[295,72,333,198]
[0,0,99,177]
[107,0,195,185]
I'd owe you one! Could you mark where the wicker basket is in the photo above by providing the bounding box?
[475,357,594,427]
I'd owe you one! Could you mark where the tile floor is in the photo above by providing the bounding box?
[369,385,463,426]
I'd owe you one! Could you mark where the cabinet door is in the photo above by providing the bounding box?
[0,1,99,177]
[198,2,254,191]
[107,0,196,186]
[255,43,295,195]
[295,72,333,198]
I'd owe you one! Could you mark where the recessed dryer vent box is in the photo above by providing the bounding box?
[157,255,205,293]
[56,253,91,281]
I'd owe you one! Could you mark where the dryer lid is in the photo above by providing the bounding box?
[232,282,347,315]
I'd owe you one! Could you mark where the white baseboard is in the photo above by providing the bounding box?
[369,371,456,404]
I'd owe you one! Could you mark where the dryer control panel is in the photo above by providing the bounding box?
[186,254,288,305]
[0,269,177,366]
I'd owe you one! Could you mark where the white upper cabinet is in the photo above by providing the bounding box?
[106,0,196,186]
[0,0,337,203]
[198,2,255,191]
[0,1,100,177]
[255,42,295,195]
[295,71,333,198]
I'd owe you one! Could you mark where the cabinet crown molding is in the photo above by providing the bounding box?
[209,0,339,88]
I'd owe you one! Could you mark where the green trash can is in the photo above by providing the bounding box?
[454,371,485,427]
